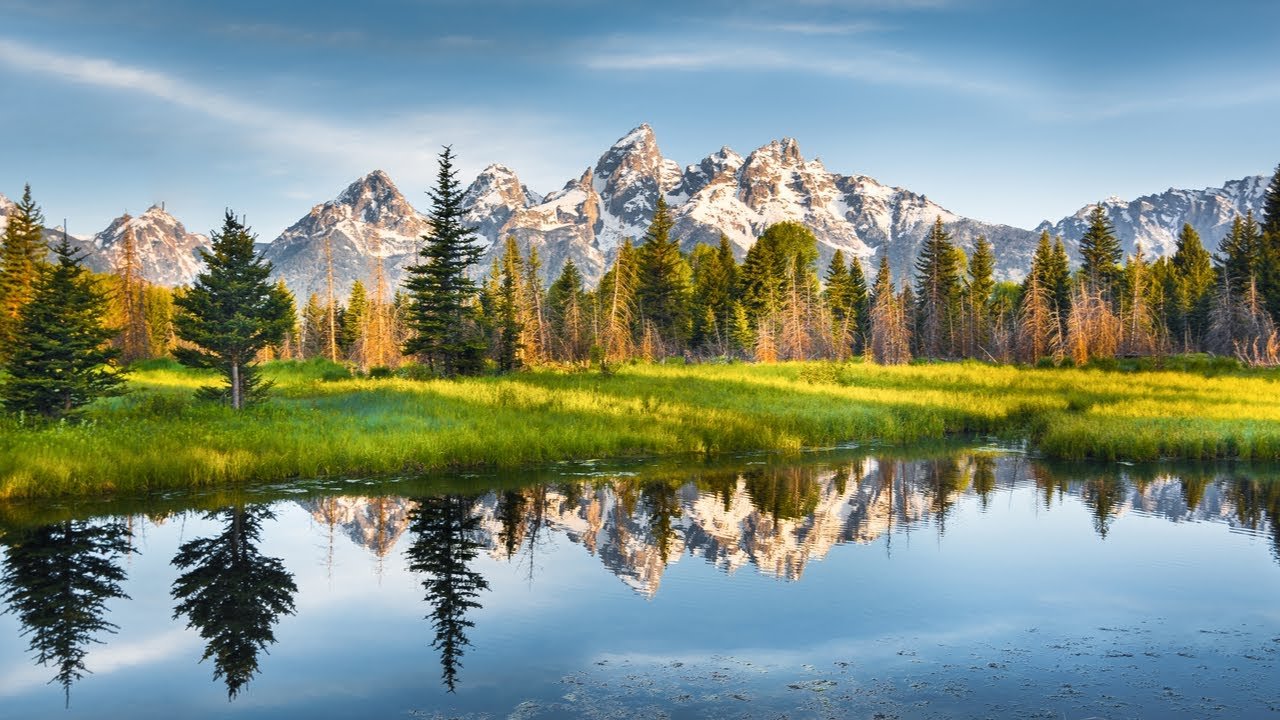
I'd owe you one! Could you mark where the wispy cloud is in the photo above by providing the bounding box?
[0,37,578,194]
[583,40,1029,100]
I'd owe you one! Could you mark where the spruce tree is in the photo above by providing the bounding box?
[597,240,638,361]
[1078,204,1122,296]
[1216,213,1264,292]
[824,249,857,357]
[339,280,368,357]
[547,259,588,363]
[173,211,293,410]
[913,218,962,358]
[967,236,996,356]
[1169,223,1215,350]
[1258,163,1280,319]
[403,146,486,375]
[689,235,738,353]
[634,197,691,351]
[847,254,869,352]
[494,236,524,372]
[0,184,48,359]
[300,293,328,358]
[2,233,124,420]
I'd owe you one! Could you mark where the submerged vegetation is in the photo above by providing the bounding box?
[1,357,1278,500]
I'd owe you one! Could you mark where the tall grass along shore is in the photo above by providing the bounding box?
[1,358,1277,500]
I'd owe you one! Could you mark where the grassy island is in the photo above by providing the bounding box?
[1,358,1278,500]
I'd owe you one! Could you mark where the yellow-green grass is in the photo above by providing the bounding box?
[1,358,1277,500]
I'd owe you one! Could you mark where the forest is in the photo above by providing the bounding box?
[1,150,1279,499]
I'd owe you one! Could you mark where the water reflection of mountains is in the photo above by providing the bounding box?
[301,454,1280,597]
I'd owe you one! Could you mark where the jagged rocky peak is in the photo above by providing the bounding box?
[332,169,421,226]
[84,203,210,286]
[676,146,745,199]
[463,163,542,209]
[591,124,681,235]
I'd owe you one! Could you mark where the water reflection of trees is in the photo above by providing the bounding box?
[404,495,490,692]
[0,520,132,705]
[170,505,298,699]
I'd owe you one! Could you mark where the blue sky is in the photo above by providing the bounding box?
[1,0,1278,239]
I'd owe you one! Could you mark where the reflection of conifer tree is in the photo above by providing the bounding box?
[1080,474,1124,539]
[1179,473,1211,512]
[495,490,528,561]
[922,458,966,532]
[744,468,821,521]
[640,481,683,564]
[0,520,131,706]
[171,505,298,699]
[405,495,489,692]
[971,455,997,509]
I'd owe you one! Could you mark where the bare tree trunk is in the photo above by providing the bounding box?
[231,361,241,410]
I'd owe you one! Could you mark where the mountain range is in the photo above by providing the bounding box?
[1,124,1270,298]
[296,456,1252,598]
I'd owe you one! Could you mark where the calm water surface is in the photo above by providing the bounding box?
[1,447,1279,719]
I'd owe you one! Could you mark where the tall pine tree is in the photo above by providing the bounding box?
[2,233,124,420]
[913,218,962,358]
[1078,204,1122,297]
[403,147,486,375]
[173,212,293,410]
[1258,163,1280,319]
[0,185,48,359]
[634,197,691,352]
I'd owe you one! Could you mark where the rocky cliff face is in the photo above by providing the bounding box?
[263,170,428,302]
[1038,175,1270,261]
[80,205,210,286]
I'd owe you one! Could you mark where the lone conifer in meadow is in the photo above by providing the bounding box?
[173,211,293,410]
[0,185,48,359]
[1,232,124,420]
[403,146,486,375]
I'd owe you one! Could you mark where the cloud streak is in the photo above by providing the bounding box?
[0,37,580,196]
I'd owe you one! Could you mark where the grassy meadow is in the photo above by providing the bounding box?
[1,357,1278,500]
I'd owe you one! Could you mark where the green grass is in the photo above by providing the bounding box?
[1,357,1278,500]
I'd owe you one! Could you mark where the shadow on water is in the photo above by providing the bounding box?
[1,444,1279,711]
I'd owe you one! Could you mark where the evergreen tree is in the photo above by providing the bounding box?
[403,146,486,375]
[0,184,48,359]
[494,236,524,372]
[173,212,293,410]
[847,254,869,352]
[2,233,124,420]
[1078,204,1122,296]
[1168,223,1215,350]
[966,236,996,357]
[823,250,858,359]
[339,280,368,357]
[913,218,963,358]
[271,280,300,361]
[1216,213,1263,290]
[1,519,132,706]
[689,235,738,354]
[300,293,328,359]
[171,505,298,699]
[547,260,589,363]
[405,495,490,692]
[634,197,691,352]
[1258,163,1280,319]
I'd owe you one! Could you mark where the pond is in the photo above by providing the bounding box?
[1,446,1278,719]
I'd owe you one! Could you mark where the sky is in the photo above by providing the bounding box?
[1,0,1278,240]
